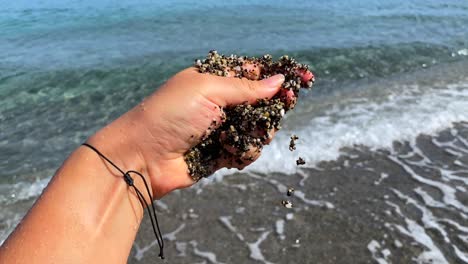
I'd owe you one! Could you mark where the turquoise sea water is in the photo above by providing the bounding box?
[1,1,468,262]
[1,0,468,180]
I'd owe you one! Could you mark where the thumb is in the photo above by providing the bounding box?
[206,74,285,106]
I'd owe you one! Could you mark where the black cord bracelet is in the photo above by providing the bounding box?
[82,143,165,260]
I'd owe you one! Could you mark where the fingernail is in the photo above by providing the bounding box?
[263,74,285,88]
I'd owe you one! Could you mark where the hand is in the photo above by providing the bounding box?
[88,66,286,198]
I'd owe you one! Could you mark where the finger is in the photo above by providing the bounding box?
[218,131,264,170]
[263,128,277,145]
[248,127,277,145]
[216,145,262,170]
[203,73,285,106]
[219,131,263,150]
[296,68,315,85]
[279,88,297,109]
[185,103,226,148]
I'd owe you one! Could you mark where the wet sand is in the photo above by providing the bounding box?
[130,122,468,263]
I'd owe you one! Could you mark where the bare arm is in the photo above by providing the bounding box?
[0,67,292,263]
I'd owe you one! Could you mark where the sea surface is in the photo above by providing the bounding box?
[1,0,468,263]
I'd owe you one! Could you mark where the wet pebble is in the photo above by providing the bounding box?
[281,200,293,209]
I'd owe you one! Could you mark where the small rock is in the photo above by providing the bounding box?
[281,200,293,209]
[289,135,299,151]
[296,157,306,165]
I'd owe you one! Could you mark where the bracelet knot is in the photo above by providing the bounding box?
[123,172,134,186]
[82,143,164,260]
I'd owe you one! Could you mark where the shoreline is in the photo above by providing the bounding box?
[130,122,468,263]
[0,122,466,262]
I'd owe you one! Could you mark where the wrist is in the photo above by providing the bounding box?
[86,113,154,198]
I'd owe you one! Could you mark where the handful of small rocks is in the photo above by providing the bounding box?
[184,51,315,181]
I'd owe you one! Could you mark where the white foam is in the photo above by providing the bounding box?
[294,190,334,209]
[367,240,389,264]
[214,80,468,175]
[413,187,446,208]
[393,239,402,248]
[247,173,334,209]
[452,245,468,263]
[382,248,391,259]
[459,234,468,243]
[455,133,468,148]
[235,207,245,214]
[190,241,226,264]
[219,216,274,264]
[155,200,169,211]
[374,173,389,185]
[247,231,273,264]
[439,168,468,185]
[297,169,311,186]
[454,159,468,169]
[0,177,51,243]
[133,223,185,261]
[453,246,468,263]
[432,137,468,156]
[391,147,468,251]
[0,177,50,205]
[0,213,22,245]
[388,156,468,214]
[438,218,468,233]
[275,219,285,240]
[386,201,449,264]
[164,223,186,241]
[219,216,245,241]
[176,241,188,257]
[458,48,468,56]
[392,189,450,243]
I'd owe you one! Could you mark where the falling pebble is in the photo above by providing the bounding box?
[287,187,295,196]
[289,135,299,151]
[296,157,306,165]
[281,200,293,209]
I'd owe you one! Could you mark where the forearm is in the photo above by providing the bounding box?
[0,63,292,263]
[0,117,150,263]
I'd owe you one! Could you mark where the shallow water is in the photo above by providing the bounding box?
[1,0,468,263]
[126,121,468,263]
